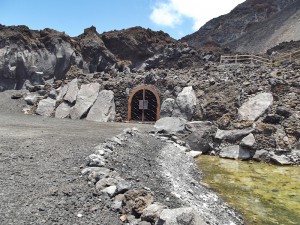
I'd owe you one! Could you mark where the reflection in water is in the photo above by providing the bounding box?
[197,156,300,225]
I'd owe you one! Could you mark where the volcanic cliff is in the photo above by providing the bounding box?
[181,0,300,53]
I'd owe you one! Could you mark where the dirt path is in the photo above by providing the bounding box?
[0,91,151,225]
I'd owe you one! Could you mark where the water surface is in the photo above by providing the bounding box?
[197,156,300,225]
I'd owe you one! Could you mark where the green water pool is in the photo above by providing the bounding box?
[197,156,300,225]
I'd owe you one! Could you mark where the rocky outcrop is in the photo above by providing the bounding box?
[181,0,299,53]
[0,25,75,89]
[0,25,205,92]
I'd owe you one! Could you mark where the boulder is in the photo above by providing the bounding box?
[141,202,167,223]
[185,121,213,133]
[172,86,197,121]
[55,102,71,119]
[96,178,118,190]
[238,92,273,121]
[186,133,211,153]
[116,180,131,194]
[56,84,68,101]
[86,90,116,122]
[48,89,57,99]
[185,121,214,153]
[160,98,175,118]
[86,168,111,183]
[70,83,100,119]
[24,93,40,105]
[36,98,56,117]
[81,166,110,176]
[219,145,251,160]
[270,155,292,165]
[188,151,202,158]
[122,189,154,216]
[112,194,124,212]
[215,128,254,141]
[154,117,187,133]
[240,133,256,148]
[263,114,282,124]
[64,79,79,104]
[157,207,206,225]
[85,154,105,167]
[253,150,269,162]
[101,185,117,198]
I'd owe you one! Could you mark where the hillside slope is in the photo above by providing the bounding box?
[181,0,299,53]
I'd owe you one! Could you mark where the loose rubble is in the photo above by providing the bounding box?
[81,128,244,225]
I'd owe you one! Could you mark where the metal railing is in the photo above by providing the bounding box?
[220,49,300,66]
[220,55,272,65]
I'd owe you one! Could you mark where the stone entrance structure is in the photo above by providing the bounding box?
[128,85,160,122]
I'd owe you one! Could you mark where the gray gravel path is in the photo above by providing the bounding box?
[0,91,151,225]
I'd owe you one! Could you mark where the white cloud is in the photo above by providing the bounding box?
[150,2,181,27]
[150,0,245,31]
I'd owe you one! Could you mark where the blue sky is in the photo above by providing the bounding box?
[0,0,245,39]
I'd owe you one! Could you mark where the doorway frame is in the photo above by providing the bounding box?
[127,85,160,122]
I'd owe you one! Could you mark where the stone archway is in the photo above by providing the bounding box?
[128,85,160,122]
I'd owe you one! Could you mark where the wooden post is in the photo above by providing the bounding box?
[235,55,238,64]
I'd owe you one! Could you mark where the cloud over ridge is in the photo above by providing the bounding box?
[150,0,245,31]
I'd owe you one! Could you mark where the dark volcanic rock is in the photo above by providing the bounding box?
[181,0,299,53]
[0,25,205,91]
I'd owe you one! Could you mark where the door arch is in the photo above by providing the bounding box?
[128,85,160,122]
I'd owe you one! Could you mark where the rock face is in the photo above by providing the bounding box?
[238,93,273,121]
[86,90,116,122]
[181,0,300,53]
[219,145,251,160]
[154,117,187,133]
[36,98,56,117]
[172,86,197,121]
[0,26,75,90]
[0,25,202,91]
[70,83,100,119]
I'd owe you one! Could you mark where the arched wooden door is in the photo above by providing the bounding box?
[128,85,160,122]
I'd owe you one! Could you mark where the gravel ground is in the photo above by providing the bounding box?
[107,131,244,225]
[0,90,151,225]
[0,90,244,225]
